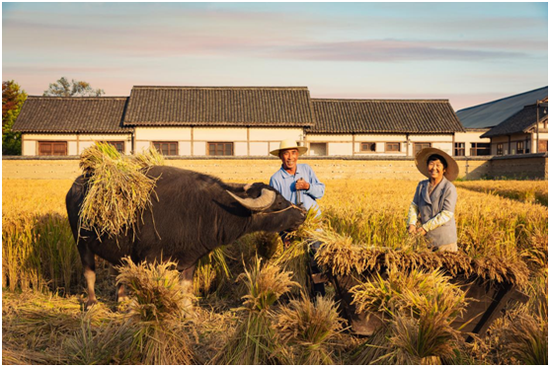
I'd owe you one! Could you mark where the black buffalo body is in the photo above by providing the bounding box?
[66,165,306,306]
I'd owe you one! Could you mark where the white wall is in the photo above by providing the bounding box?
[21,133,131,155]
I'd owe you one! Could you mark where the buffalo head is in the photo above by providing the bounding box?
[226,183,306,232]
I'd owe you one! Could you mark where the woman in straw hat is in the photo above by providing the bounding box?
[407,148,459,252]
[269,138,327,296]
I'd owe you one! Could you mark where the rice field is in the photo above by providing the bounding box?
[2,176,548,365]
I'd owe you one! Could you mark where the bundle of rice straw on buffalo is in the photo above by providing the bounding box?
[309,229,530,336]
[67,143,307,308]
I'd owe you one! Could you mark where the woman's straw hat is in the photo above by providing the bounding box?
[415,147,459,181]
[270,139,308,157]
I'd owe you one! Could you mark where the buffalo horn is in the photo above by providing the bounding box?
[226,189,276,211]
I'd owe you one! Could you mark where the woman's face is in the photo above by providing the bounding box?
[427,159,446,181]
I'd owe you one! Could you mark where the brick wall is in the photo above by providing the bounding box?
[2,155,546,181]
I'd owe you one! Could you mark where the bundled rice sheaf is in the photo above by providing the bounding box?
[115,257,196,364]
[351,266,467,365]
[311,229,529,287]
[274,294,345,365]
[214,257,299,364]
[78,143,164,239]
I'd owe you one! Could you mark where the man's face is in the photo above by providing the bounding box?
[280,149,299,171]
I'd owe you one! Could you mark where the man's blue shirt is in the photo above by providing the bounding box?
[269,163,325,216]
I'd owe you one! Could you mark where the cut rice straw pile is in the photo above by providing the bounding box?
[311,229,529,287]
[78,143,164,239]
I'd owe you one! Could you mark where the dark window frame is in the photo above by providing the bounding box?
[360,142,377,152]
[207,142,234,156]
[454,142,465,156]
[413,142,432,155]
[517,141,525,154]
[153,141,178,156]
[385,142,401,153]
[38,141,67,156]
[470,142,491,156]
[496,143,504,155]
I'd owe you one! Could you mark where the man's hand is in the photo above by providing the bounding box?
[295,178,310,190]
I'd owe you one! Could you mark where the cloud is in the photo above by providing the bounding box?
[266,39,529,63]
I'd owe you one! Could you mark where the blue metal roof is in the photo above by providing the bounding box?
[456,87,548,129]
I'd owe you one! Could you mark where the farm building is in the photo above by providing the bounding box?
[14,86,466,157]
[481,99,548,155]
[455,86,548,157]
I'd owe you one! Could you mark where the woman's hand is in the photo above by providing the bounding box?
[408,225,416,235]
[416,227,427,236]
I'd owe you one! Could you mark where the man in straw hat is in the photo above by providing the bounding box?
[407,147,459,252]
[269,138,326,295]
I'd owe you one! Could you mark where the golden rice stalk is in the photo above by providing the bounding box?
[351,267,467,320]
[273,294,345,364]
[313,228,530,287]
[129,145,165,170]
[238,256,299,312]
[214,257,296,364]
[115,257,196,364]
[115,257,194,322]
[78,142,162,239]
[387,313,460,365]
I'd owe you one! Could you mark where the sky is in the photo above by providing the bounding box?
[2,2,548,111]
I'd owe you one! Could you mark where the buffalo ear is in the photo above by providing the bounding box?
[243,183,252,191]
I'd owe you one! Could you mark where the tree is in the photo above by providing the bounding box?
[43,77,105,97]
[2,80,27,155]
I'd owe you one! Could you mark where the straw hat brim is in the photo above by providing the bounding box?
[414,148,459,181]
[270,146,308,157]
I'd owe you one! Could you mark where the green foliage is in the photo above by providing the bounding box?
[2,80,27,155]
[43,76,105,97]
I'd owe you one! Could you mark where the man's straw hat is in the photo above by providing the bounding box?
[415,147,459,181]
[270,139,308,157]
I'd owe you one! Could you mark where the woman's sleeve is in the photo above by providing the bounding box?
[421,185,457,232]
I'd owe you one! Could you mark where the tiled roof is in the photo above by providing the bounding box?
[309,99,465,134]
[456,86,548,129]
[481,104,548,138]
[123,86,315,127]
[12,97,131,133]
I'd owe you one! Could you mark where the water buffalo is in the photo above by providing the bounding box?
[66,165,306,307]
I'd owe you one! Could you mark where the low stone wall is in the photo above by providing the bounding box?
[2,154,546,181]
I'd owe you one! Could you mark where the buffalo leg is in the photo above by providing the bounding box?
[78,244,97,307]
[109,266,128,303]
[179,265,196,311]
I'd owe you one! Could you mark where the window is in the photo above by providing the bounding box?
[38,141,67,156]
[309,142,327,156]
[517,141,525,154]
[470,143,491,156]
[496,143,503,155]
[153,141,178,156]
[454,142,465,156]
[385,142,401,153]
[208,142,233,156]
[102,141,125,154]
[360,142,376,152]
[413,142,431,155]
